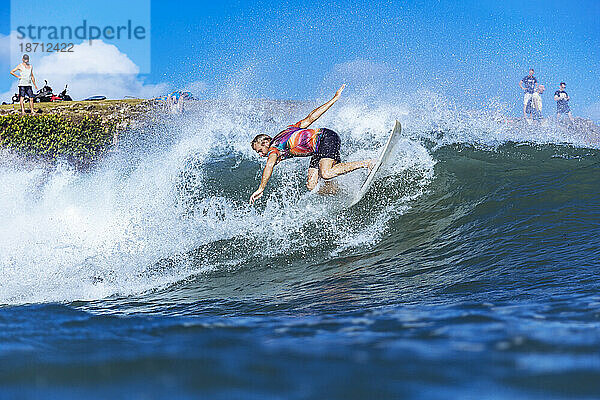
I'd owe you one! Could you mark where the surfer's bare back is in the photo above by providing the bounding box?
[249,84,374,204]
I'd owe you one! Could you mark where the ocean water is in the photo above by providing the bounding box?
[0,96,599,399]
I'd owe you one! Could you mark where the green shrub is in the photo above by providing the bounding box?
[0,114,115,166]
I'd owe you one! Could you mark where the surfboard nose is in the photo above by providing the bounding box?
[349,120,402,207]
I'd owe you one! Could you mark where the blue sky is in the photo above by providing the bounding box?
[1,0,599,119]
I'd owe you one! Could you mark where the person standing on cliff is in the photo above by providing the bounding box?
[9,54,38,116]
[554,82,574,122]
[519,68,538,119]
[529,84,545,121]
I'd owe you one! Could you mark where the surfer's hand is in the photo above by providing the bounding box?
[249,188,264,204]
[334,84,346,98]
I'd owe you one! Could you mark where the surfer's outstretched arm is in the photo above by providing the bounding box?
[250,152,278,204]
[297,84,346,129]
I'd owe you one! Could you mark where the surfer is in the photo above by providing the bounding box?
[249,84,374,204]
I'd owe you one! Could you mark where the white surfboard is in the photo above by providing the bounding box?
[349,120,402,207]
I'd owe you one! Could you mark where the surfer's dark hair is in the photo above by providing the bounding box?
[251,134,271,147]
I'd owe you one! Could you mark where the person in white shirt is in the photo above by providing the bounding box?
[9,54,38,115]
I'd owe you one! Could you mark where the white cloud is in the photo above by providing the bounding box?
[36,40,139,75]
[1,37,168,102]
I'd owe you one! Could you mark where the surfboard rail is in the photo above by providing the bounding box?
[348,120,402,207]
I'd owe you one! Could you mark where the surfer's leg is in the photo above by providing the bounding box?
[309,155,338,194]
[306,155,322,190]
[319,158,371,180]
[306,167,319,190]
[315,129,373,179]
